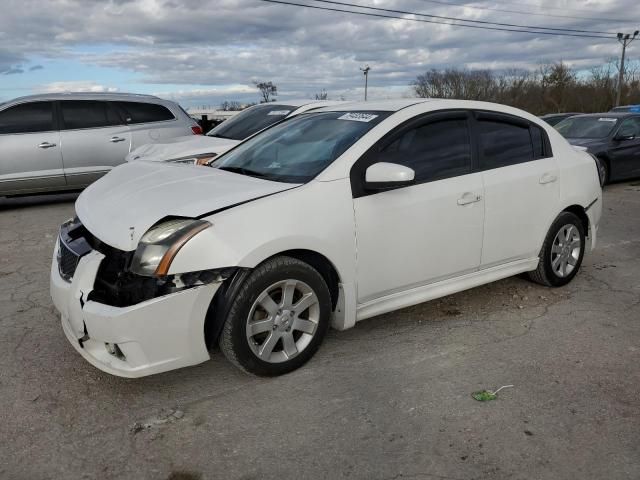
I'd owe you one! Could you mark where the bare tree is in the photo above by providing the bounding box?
[219,100,243,111]
[314,89,328,100]
[253,81,278,103]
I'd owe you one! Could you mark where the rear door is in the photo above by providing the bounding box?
[0,101,65,195]
[475,111,559,267]
[608,117,640,179]
[352,111,484,302]
[114,101,181,150]
[58,100,131,187]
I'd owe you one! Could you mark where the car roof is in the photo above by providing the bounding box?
[540,113,580,118]
[315,98,432,112]
[4,92,168,104]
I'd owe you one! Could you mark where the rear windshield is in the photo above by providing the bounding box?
[207,104,296,141]
[555,116,619,139]
[211,111,389,183]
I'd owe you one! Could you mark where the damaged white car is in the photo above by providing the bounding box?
[51,99,602,377]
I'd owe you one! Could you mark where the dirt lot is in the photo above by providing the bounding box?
[1,183,639,480]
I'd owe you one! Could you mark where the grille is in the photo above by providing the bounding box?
[58,237,81,281]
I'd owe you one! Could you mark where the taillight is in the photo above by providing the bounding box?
[191,125,203,135]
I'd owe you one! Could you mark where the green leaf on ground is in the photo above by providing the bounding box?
[472,390,498,401]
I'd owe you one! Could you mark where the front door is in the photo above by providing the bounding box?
[0,101,65,195]
[609,117,640,180]
[351,112,484,303]
[58,100,132,187]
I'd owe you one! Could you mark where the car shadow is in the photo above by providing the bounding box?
[0,192,80,211]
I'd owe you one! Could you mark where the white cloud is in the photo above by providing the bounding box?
[41,81,120,93]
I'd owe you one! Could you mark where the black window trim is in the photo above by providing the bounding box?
[471,110,553,169]
[350,109,474,198]
[57,100,127,132]
[0,100,58,136]
[112,101,176,126]
[350,108,554,198]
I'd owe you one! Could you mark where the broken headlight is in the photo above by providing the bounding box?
[130,218,211,277]
[166,153,218,166]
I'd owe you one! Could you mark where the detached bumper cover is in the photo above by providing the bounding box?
[50,243,220,378]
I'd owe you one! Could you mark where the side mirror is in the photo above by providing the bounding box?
[614,132,635,141]
[365,162,415,190]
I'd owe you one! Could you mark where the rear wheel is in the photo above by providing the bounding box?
[528,212,585,287]
[219,256,331,376]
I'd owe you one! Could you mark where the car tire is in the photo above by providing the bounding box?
[528,211,586,287]
[219,256,331,376]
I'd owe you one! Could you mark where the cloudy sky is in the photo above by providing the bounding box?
[0,0,638,107]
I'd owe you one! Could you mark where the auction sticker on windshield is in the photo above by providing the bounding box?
[268,110,291,116]
[598,118,617,122]
[338,112,379,122]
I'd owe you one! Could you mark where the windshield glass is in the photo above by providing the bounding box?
[207,104,296,140]
[211,111,389,183]
[555,116,619,139]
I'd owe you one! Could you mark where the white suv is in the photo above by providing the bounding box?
[50,99,602,378]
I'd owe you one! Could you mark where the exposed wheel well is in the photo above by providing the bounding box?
[204,250,341,349]
[562,205,589,236]
[272,249,341,310]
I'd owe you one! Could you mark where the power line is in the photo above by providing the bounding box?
[313,0,617,35]
[415,0,636,24]
[258,0,615,38]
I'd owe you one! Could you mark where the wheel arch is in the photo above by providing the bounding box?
[204,249,344,349]
[562,204,589,236]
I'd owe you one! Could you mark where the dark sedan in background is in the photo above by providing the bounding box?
[539,112,580,126]
[555,112,640,184]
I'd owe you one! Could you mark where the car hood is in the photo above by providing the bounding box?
[565,138,607,150]
[76,161,297,251]
[127,135,240,162]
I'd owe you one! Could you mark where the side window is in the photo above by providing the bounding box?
[61,101,122,130]
[477,119,534,169]
[0,102,54,134]
[617,117,640,137]
[115,102,175,124]
[379,118,472,183]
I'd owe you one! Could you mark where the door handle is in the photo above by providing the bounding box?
[539,173,558,184]
[457,193,482,206]
[38,142,57,149]
[110,136,126,143]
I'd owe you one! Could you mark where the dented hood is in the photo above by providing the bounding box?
[76,161,297,251]
[127,135,240,162]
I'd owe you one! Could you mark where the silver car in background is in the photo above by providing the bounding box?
[0,92,200,196]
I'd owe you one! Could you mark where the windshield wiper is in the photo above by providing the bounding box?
[217,166,270,179]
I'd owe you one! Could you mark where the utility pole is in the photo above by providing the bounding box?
[360,65,370,101]
[616,31,639,107]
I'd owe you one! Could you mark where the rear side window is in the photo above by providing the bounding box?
[477,119,534,169]
[380,118,472,183]
[61,101,122,130]
[115,101,175,124]
[0,101,54,134]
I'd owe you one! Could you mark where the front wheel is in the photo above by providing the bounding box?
[528,212,586,287]
[219,256,331,376]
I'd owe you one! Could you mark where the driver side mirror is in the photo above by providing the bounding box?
[365,162,415,190]
[614,131,636,141]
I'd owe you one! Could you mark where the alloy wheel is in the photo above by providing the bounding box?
[246,279,320,363]
[551,224,582,278]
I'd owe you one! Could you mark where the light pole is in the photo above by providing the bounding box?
[360,65,370,101]
[615,31,639,107]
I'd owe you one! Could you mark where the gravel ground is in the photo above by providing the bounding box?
[0,183,639,480]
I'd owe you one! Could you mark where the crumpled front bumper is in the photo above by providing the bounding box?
[50,242,220,378]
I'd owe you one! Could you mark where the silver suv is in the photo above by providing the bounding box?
[0,92,200,196]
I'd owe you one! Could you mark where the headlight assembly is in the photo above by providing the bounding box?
[130,218,211,277]
[167,153,218,166]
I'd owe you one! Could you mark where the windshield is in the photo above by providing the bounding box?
[211,111,389,183]
[555,116,619,139]
[207,104,296,140]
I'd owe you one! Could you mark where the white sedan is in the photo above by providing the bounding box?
[125,99,343,165]
[51,99,602,377]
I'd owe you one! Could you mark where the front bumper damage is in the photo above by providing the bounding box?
[50,241,220,378]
